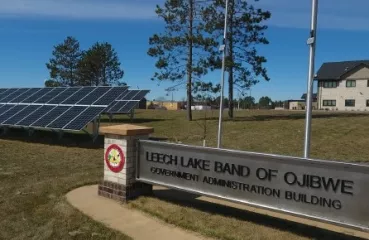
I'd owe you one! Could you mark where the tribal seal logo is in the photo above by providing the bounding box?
[105,144,125,173]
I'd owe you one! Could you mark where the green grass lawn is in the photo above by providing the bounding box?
[105,109,369,162]
[0,110,367,240]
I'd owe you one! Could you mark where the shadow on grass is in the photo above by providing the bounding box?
[151,188,362,240]
[196,112,369,122]
[0,128,104,149]
[0,127,169,149]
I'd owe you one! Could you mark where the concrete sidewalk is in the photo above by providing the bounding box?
[66,185,210,240]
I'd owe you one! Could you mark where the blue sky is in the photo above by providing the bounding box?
[0,0,369,102]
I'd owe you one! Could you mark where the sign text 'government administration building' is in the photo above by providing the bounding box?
[137,141,369,231]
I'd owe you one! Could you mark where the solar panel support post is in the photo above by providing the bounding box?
[303,0,318,159]
[57,130,64,140]
[130,109,135,122]
[92,117,100,142]
[0,126,8,136]
[27,128,35,137]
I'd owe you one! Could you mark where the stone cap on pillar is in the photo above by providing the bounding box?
[100,124,154,136]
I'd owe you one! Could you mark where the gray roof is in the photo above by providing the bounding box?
[315,60,369,80]
[301,93,317,100]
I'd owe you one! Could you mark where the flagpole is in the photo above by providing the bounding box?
[217,0,229,148]
[303,0,318,158]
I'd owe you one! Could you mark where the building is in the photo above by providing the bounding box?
[146,101,183,110]
[285,93,317,110]
[316,60,369,111]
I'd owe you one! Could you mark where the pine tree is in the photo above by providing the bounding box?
[203,0,271,118]
[77,42,124,86]
[46,36,82,86]
[148,0,218,121]
[44,79,61,87]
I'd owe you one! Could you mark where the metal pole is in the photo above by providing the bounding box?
[303,0,318,158]
[217,0,229,148]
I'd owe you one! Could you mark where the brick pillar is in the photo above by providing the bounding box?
[98,124,154,203]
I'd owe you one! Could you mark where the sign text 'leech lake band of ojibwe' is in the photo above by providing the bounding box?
[136,140,369,231]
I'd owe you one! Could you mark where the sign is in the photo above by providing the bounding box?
[136,140,369,231]
[105,144,125,173]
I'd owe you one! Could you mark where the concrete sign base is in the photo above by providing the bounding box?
[98,124,153,203]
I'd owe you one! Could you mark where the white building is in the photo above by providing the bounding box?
[316,60,369,111]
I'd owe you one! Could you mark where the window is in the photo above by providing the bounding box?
[367,80,369,87]
[367,100,369,107]
[345,99,355,107]
[323,100,336,106]
[346,80,356,87]
[323,81,338,88]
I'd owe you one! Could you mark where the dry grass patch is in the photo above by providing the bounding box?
[0,139,131,240]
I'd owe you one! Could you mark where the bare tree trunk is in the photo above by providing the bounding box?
[186,0,194,121]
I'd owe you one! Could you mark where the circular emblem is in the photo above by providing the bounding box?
[105,144,125,173]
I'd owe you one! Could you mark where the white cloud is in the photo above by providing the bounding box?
[0,0,158,19]
[256,0,369,31]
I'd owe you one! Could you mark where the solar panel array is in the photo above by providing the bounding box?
[0,87,149,132]
[106,90,150,114]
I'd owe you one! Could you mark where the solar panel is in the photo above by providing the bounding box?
[2,105,41,125]
[34,88,66,104]
[0,89,22,103]
[120,101,140,112]
[106,101,125,113]
[119,90,139,100]
[0,104,16,116]
[77,87,111,105]
[61,87,94,105]
[0,87,146,134]
[22,88,49,103]
[16,105,55,126]
[47,106,87,129]
[10,88,39,103]
[131,90,150,101]
[0,105,27,124]
[105,89,149,114]
[48,87,81,104]
[0,89,11,100]
[31,106,71,127]
[93,87,128,105]
[64,107,106,130]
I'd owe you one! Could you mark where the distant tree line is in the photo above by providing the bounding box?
[188,95,284,109]
[45,36,125,87]
[148,0,271,120]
